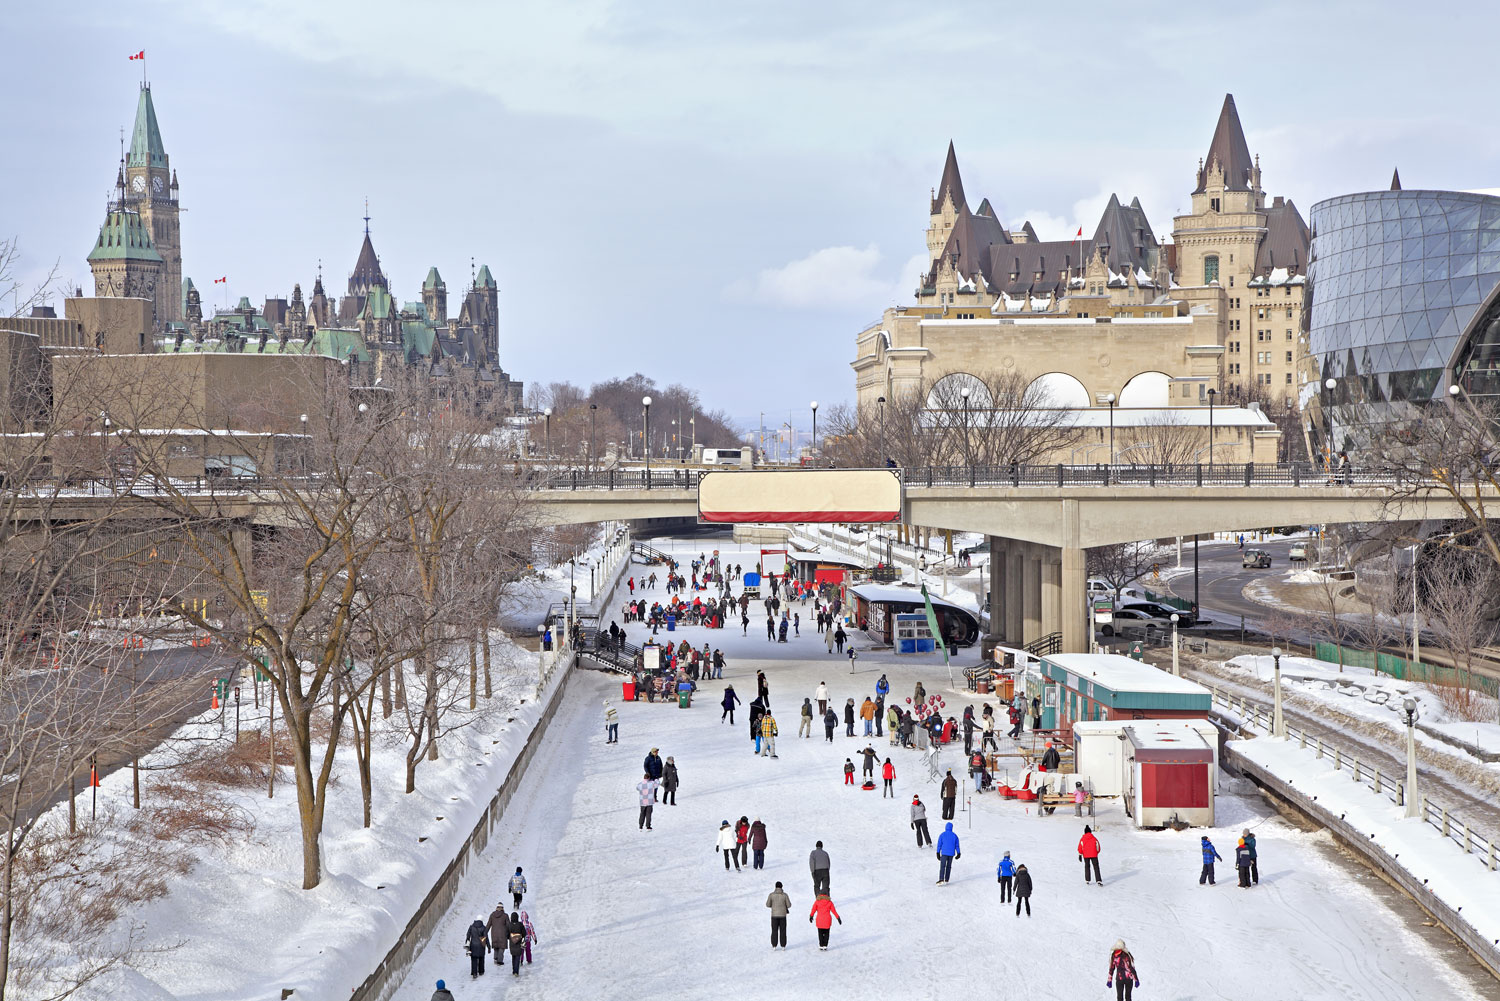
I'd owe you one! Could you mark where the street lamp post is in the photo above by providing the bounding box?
[1271,646,1285,737]
[877,395,887,466]
[1206,388,1217,468]
[959,386,971,471]
[1170,613,1180,677]
[1323,377,1338,471]
[1403,696,1421,818]
[1103,392,1117,478]
[543,407,552,459]
[810,401,819,460]
[589,403,598,471]
[642,396,653,480]
[689,415,696,461]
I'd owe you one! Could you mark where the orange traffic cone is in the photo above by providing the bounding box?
[211,692,220,709]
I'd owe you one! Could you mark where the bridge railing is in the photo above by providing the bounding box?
[525,462,1393,491]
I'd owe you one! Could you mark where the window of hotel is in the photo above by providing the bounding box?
[1285,308,1293,318]
[1285,373,1293,384]
[1286,329,1293,339]
[1211,198,1220,212]
[1204,256,1219,284]
[1285,351,1293,363]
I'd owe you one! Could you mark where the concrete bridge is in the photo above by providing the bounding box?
[524,464,1476,654]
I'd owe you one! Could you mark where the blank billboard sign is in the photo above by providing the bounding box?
[698,469,902,523]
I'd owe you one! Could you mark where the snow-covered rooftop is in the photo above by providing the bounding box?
[1044,652,1212,697]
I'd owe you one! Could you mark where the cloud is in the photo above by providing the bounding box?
[726,245,925,311]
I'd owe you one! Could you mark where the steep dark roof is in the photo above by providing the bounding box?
[1254,199,1310,274]
[932,207,1010,284]
[983,240,1090,298]
[1091,194,1158,271]
[127,85,167,169]
[1391,168,1402,191]
[348,232,386,296]
[930,141,967,214]
[976,198,996,218]
[1194,94,1255,193]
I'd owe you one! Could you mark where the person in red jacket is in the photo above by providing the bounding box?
[735,816,751,868]
[1078,825,1102,885]
[881,758,896,798]
[809,893,842,950]
[1106,939,1140,1000]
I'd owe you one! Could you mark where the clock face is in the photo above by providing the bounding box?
[131,175,146,193]
[152,176,164,193]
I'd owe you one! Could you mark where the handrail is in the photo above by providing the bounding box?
[1207,683,1499,875]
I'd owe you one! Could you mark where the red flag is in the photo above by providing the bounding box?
[214,276,227,284]
[1075,227,1083,238]
[129,50,145,60]
[90,765,100,787]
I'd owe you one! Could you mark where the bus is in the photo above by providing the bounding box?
[701,447,752,467]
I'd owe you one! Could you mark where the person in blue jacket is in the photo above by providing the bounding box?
[935,822,961,885]
[996,850,1016,901]
[875,674,890,700]
[1199,835,1222,885]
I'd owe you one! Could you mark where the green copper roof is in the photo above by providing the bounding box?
[475,264,496,289]
[423,267,444,290]
[127,85,167,169]
[364,285,395,320]
[86,209,163,263]
[402,320,435,358]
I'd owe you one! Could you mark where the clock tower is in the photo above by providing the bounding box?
[122,83,182,323]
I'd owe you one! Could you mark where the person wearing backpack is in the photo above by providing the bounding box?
[799,698,814,738]
[996,851,1016,901]
[505,911,526,976]
[464,915,490,978]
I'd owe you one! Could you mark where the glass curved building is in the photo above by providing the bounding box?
[1305,187,1500,450]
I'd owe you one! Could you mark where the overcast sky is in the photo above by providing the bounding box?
[5,1,1498,432]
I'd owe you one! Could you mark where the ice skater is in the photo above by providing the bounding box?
[507,867,526,909]
[809,893,842,950]
[1200,835,1222,885]
[1014,863,1033,916]
[882,758,896,797]
[604,699,618,743]
[997,851,1015,901]
[636,773,658,831]
[464,915,490,978]
[766,881,791,949]
[1079,825,1102,884]
[1107,940,1140,1000]
[716,820,741,871]
[935,822,961,885]
[911,795,932,847]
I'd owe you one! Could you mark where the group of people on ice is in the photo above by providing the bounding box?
[435,865,538,992]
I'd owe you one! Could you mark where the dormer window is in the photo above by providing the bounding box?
[1210,197,1221,213]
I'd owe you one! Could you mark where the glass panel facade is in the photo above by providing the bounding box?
[1306,189,1500,452]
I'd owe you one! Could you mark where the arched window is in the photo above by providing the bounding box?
[1024,372,1090,409]
[1204,255,1220,285]
[926,372,993,410]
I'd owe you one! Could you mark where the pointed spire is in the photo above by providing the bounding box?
[1194,94,1254,193]
[127,84,167,169]
[931,141,967,215]
[1390,168,1402,191]
[363,196,370,235]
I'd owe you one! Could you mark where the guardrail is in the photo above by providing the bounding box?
[1207,683,1499,874]
[527,462,1395,491]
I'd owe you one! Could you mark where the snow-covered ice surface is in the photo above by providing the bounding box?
[395,539,1485,1001]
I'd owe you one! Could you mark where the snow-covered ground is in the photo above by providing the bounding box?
[394,538,1485,1001]
[38,632,561,1001]
[1219,654,1500,765]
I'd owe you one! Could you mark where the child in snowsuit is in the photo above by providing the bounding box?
[508,867,527,909]
[1107,940,1140,1000]
[843,758,855,785]
[824,707,838,742]
[519,911,536,964]
[1236,838,1254,887]
[1200,836,1222,885]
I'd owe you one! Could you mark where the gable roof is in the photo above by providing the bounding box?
[1194,94,1254,193]
[127,85,167,169]
[931,141,967,215]
[1091,194,1158,271]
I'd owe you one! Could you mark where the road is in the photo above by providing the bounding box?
[1148,536,1312,640]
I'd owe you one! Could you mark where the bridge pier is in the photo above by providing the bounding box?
[1042,555,1061,639]
[986,535,1007,647]
[1022,550,1043,646]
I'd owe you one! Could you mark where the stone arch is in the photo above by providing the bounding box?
[1118,370,1172,408]
[1025,371,1090,409]
[926,372,994,409]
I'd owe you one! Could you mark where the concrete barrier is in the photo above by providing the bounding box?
[1226,743,1500,980]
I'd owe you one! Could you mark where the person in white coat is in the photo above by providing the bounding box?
[815,682,829,717]
[716,819,741,872]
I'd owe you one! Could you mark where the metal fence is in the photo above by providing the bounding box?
[1208,683,1500,874]
[526,462,1393,491]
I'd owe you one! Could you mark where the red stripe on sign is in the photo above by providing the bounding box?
[700,511,900,524]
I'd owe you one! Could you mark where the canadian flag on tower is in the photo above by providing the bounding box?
[1075,227,1083,238]
[129,50,145,60]
[214,277,227,284]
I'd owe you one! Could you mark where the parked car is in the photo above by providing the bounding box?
[1100,608,1172,637]
[1087,579,1146,601]
[1119,600,1195,627]
[1242,549,1272,569]
[1288,542,1310,562]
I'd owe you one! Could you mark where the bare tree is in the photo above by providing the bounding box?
[0,236,61,319]
[1422,544,1499,719]
[1117,413,1201,467]
[1087,542,1164,602]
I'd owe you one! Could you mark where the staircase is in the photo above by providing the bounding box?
[630,541,674,566]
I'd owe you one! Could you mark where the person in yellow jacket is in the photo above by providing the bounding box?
[759,711,779,758]
[859,697,877,736]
